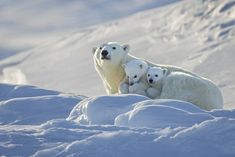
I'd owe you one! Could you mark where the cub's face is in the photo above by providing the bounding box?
[124,66,142,85]
[123,60,148,85]
[92,42,130,66]
[147,67,166,85]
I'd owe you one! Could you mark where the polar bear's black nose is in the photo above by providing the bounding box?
[149,79,153,83]
[101,50,108,57]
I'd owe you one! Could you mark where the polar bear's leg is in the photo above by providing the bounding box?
[129,82,145,93]
[134,90,147,96]
[129,84,140,93]
[128,82,147,96]
[160,73,223,110]
[118,76,130,94]
[95,64,115,94]
[119,83,129,94]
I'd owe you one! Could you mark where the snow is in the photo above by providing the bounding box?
[0,0,179,56]
[68,94,150,125]
[0,83,84,125]
[1,0,235,156]
[0,83,59,101]
[1,83,235,157]
[115,100,214,128]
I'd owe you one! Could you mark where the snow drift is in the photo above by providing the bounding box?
[1,0,235,109]
[0,83,235,157]
[0,83,84,125]
[67,94,150,125]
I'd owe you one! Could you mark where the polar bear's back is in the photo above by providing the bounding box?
[160,72,223,110]
[127,54,198,77]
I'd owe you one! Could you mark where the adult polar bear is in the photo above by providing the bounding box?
[92,42,223,110]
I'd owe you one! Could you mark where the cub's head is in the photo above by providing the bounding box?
[92,42,130,66]
[147,67,167,85]
[122,60,148,85]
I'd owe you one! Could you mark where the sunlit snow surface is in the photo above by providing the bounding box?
[0,0,179,55]
[0,83,235,157]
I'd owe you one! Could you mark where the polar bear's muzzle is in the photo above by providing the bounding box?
[148,79,153,84]
[101,50,111,60]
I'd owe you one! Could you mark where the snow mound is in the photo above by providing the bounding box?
[33,118,235,157]
[115,100,214,128]
[68,95,233,129]
[0,84,84,125]
[68,94,150,125]
[0,84,235,156]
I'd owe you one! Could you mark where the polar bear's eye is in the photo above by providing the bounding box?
[155,74,158,77]
[148,74,150,77]
[99,47,102,50]
[134,75,137,78]
[112,47,116,50]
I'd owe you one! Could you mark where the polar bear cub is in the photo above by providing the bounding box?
[146,67,168,99]
[119,59,149,96]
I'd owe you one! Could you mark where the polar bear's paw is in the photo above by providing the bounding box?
[146,87,160,99]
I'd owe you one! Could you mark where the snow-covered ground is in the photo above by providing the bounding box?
[0,0,235,108]
[0,83,235,157]
[0,0,178,57]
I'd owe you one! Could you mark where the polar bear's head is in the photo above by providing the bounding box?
[147,67,167,85]
[92,42,130,66]
[122,60,148,85]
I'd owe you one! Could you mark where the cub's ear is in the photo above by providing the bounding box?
[123,44,130,52]
[162,68,167,75]
[92,47,97,54]
[139,64,143,69]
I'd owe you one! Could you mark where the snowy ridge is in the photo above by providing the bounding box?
[0,0,235,108]
[0,83,235,156]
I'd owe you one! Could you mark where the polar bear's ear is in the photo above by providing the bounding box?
[92,47,97,55]
[162,68,167,75]
[123,44,130,52]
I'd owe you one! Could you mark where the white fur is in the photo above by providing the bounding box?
[93,42,129,94]
[146,67,167,99]
[92,42,223,110]
[119,60,149,96]
[160,72,223,110]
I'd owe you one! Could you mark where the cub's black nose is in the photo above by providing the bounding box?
[149,79,153,83]
[101,50,108,57]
